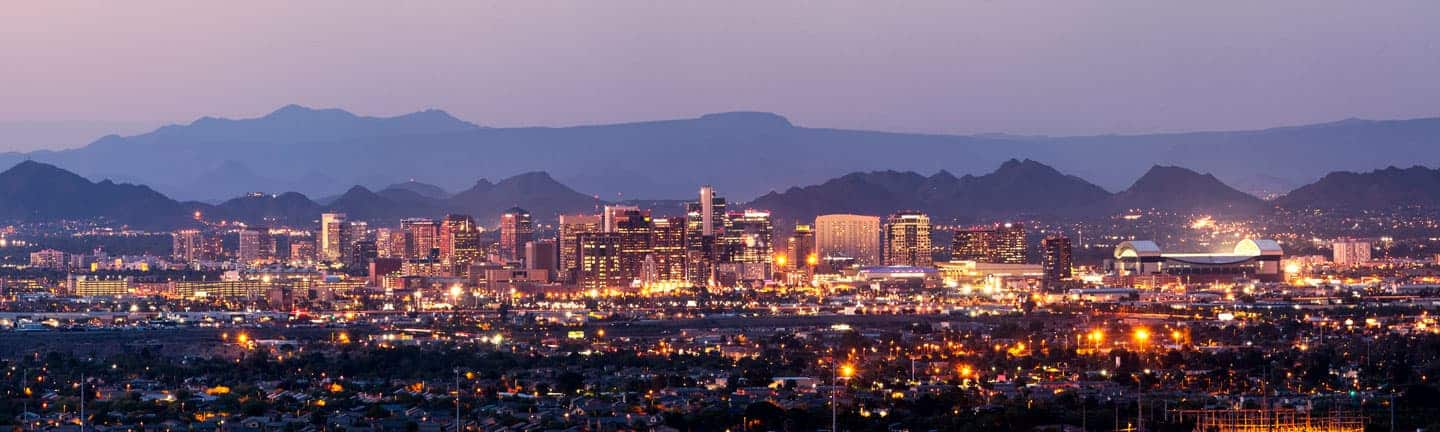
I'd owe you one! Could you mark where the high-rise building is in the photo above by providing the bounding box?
[172,229,204,262]
[884,211,932,267]
[576,232,626,290]
[1040,235,1073,288]
[558,214,603,283]
[815,214,881,268]
[650,217,687,282]
[440,214,482,266]
[612,208,653,281]
[401,218,440,260]
[952,227,998,261]
[238,229,273,264]
[524,239,559,280]
[29,249,66,270]
[348,239,378,269]
[685,186,727,286]
[344,221,370,265]
[1332,238,1371,266]
[290,239,316,263]
[320,213,347,262]
[602,205,641,233]
[952,223,1027,264]
[996,223,1027,264]
[727,211,773,263]
[500,207,534,261]
[787,224,816,268]
[375,228,397,258]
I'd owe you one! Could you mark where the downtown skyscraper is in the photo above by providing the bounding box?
[500,207,534,262]
[815,214,881,268]
[884,211,932,267]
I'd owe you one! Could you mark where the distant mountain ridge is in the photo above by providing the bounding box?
[0,160,1434,230]
[4,105,1439,201]
[1275,165,1440,209]
[1101,165,1266,214]
[745,159,1267,224]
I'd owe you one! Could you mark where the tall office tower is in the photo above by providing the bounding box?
[650,217,688,282]
[685,186,728,285]
[524,239,559,280]
[559,214,603,283]
[348,240,378,269]
[884,211,933,267]
[201,235,225,261]
[401,218,439,260]
[613,208,654,281]
[727,210,773,263]
[375,228,396,258]
[440,214,482,266]
[1040,235,1073,288]
[290,238,316,263]
[952,223,1027,264]
[344,221,370,264]
[602,205,641,232]
[787,224,816,269]
[172,229,204,262]
[951,227,998,261]
[237,229,270,264]
[1332,238,1372,266]
[996,222,1027,264]
[815,214,882,267]
[320,213,347,262]
[499,207,534,261]
[576,232,626,290]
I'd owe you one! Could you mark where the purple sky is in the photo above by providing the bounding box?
[2,1,1438,151]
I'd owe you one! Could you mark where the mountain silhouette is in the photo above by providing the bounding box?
[8,106,1440,201]
[1275,165,1440,210]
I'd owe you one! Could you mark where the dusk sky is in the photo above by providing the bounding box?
[2,1,1438,151]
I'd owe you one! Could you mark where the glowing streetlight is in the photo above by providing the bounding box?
[1132,328,1151,346]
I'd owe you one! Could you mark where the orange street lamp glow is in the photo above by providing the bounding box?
[840,364,855,378]
[1132,328,1151,345]
[775,254,788,267]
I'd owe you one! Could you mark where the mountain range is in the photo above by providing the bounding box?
[2,158,1436,230]
[3,105,1440,201]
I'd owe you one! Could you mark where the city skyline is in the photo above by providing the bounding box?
[2,4,1439,432]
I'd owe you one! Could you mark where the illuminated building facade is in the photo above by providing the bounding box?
[650,217,688,282]
[1113,238,1284,283]
[238,228,273,264]
[1040,235,1073,288]
[401,218,439,260]
[685,186,727,286]
[612,208,654,281]
[500,207,534,261]
[524,239,558,280]
[558,214,603,283]
[1331,238,1371,266]
[952,222,1027,264]
[29,249,66,270]
[815,214,881,268]
[320,213,347,262]
[884,211,932,267]
[726,210,773,264]
[577,232,627,289]
[172,229,205,262]
[440,214,482,266]
[69,276,131,297]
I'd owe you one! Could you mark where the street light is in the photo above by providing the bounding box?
[1131,328,1151,346]
[833,361,855,432]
